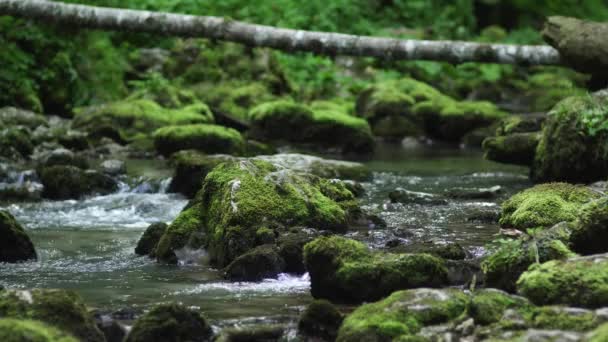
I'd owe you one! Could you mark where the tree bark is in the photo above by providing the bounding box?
[0,0,563,66]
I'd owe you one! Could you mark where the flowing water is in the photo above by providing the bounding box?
[0,143,530,326]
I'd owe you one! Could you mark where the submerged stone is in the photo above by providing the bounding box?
[125,303,212,342]
[499,183,599,231]
[0,289,105,342]
[215,324,284,342]
[0,319,77,342]
[0,210,36,263]
[389,188,448,205]
[303,236,448,303]
[517,253,608,308]
[298,299,343,341]
[153,124,245,157]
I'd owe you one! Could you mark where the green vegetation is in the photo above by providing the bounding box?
[0,319,77,342]
[153,124,245,156]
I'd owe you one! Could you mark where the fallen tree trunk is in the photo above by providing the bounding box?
[0,0,563,66]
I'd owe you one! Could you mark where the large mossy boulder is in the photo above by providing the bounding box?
[125,303,212,342]
[499,183,600,230]
[0,289,105,342]
[249,100,374,154]
[73,99,214,144]
[39,165,118,200]
[0,319,77,342]
[0,210,36,263]
[153,124,245,156]
[481,224,575,292]
[336,288,468,341]
[570,197,608,255]
[532,93,608,183]
[298,299,343,341]
[303,236,448,303]
[155,159,360,267]
[517,253,608,308]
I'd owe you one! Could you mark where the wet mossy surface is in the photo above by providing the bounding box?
[570,197,608,255]
[153,123,245,156]
[135,222,168,257]
[0,318,78,342]
[0,210,36,263]
[298,299,344,341]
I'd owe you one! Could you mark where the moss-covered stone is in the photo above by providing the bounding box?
[336,288,468,341]
[532,93,608,183]
[517,71,587,112]
[516,253,608,308]
[253,153,371,181]
[73,99,214,144]
[482,132,540,166]
[589,323,608,342]
[499,183,599,230]
[276,231,316,274]
[135,222,168,257]
[215,324,284,342]
[481,223,575,292]
[167,150,236,198]
[0,319,77,342]
[0,289,105,342]
[36,148,89,170]
[0,210,36,263]
[156,160,358,266]
[0,127,34,160]
[153,124,245,156]
[0,107,48,129]
[570,197,608,255]
[495,115,545,136]
[224,244,286,281]
[298,299,343,341]
[249,100,374,154]
[467,289,531,326]
[125,303,212,342]
[303,236,448,303]
[39,165,118,200]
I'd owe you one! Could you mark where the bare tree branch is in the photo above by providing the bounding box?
[0,0,563,66]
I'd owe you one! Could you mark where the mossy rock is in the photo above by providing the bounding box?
[224,244,286,281]
[35,148,89,170]
[516,253,608,308]
[303,236,448,303]
[392,242,467,260]
[215,324,284,342]
[73,99,214,144]
[0,107,48,129]
[168,150,236,198]
[589,323,608,342]
[249,100,374,154]
[125,303,212,342]
[467,288,531,326]
[0,289,105,342]
[253,153,371,181]
[153,124,245,156]
[0,210,36,263]
[532,93,608,183]
[135,222,168,257]
[39,165,118,200]
[517,71,587,112]
[156,160,359,266]
[495,115,545,136]
[336,288,468,341]
[570,197,608,255]
[499,183,600,230]
[0,319,77,342]
[298,299,343,341]
[482,132,540,166]
[481,223,575,292]
[0,127,34,160]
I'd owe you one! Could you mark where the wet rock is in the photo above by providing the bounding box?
[0,127,33,160]
[588,323,608,341]
[0,289,105,341]
[156,160,360,266]
[517,253,608,308]
[0,181,43,202]
[135,222,168,257]
[304,236,448,303]
[58,130,90,151]
[499,183,599,231]
[216,324,284,342]
[254,153,371,181]
[0,107,48,129]
[39,165,118,200]
[36,148,89,169]
[224,245,286,281]
[570,197,608,255]
[100,159,126,176]
[153,124,246,157]
[0,210,36,263]
[483,132,540,166]
[168,150,236,198]
[95,314,126,342]
[445,185,502,200]
[0,318,78,342]
[298,299,344,341]
[125,303,212,342]
[389,188,448,205]
[276,231,315,274]
[249,100,375,154]
[390,242,468,260]
[466,207,500,223]
[336,288,468,341]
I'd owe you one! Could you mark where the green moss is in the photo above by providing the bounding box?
[153,123,245,156]
[255,227,275,245]
[224,244,285,281]
[298,299,343,341]
[499,183,599,230]
[0,127,33,159]
[192,82,275,122]
[336,288,468,341]
[127,72,199,109]
[168,150,236,198]
[39,165,118,200]
[155,204,204,264]
[73,99,213,143]
[125,303,212,342]
[135,222,168,257]
[570,197,608,255]
[304,236,448,303]
[0,289,104,342]
[524,306,601,332]
[467,289,530,326]
[0,319,77,342]
[517,254,608,308]
[482,132,540,166]
[513,71,587,112]
[0,210,36,263]
[532,94,608,183]
[589,323,608,342]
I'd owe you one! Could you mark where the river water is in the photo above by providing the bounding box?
[0,143,530,327]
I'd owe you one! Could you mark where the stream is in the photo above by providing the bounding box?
[0,142,530,328]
